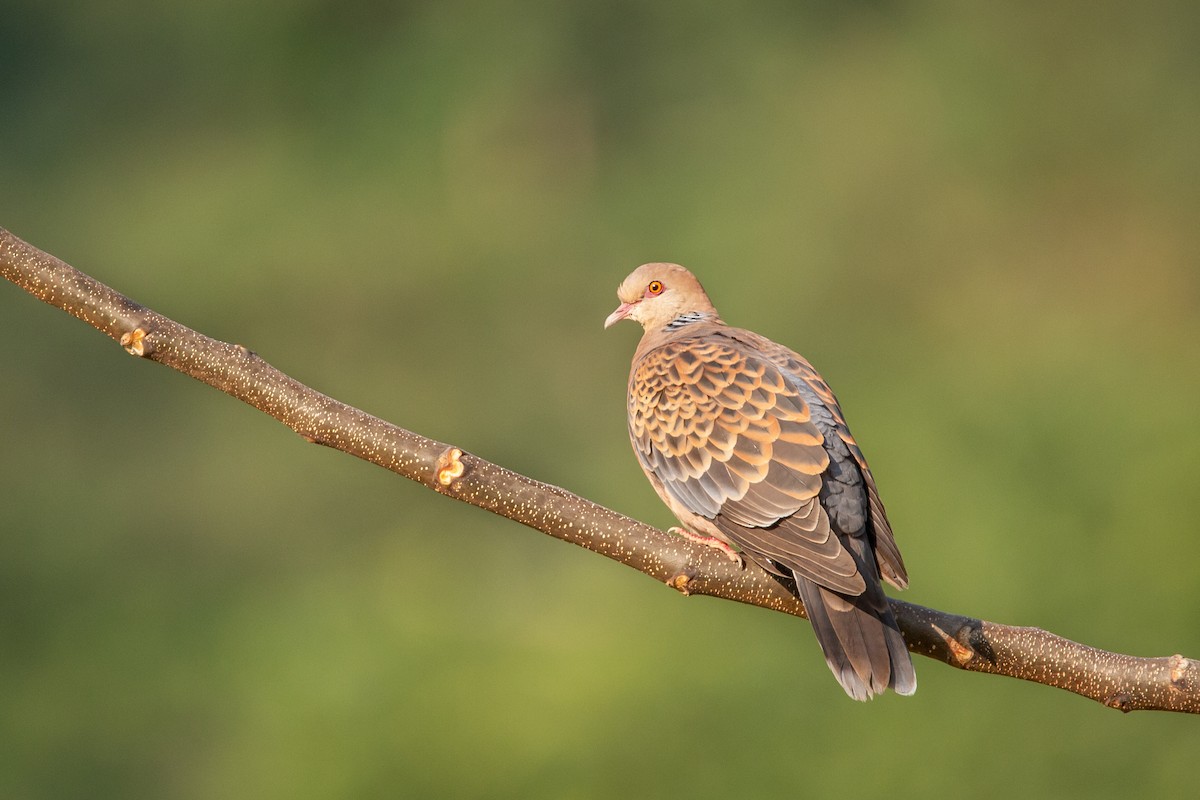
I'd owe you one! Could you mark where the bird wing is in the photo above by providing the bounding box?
[629,332,867,595]
[747,336,908,589]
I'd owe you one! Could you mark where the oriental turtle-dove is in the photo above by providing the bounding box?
[605,263,915,700]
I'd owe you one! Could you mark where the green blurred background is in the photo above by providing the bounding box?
[3,1,1199,797]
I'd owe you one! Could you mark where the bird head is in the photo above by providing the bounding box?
[604,263,720,331]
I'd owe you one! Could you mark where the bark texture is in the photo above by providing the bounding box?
[2,226,1196,714]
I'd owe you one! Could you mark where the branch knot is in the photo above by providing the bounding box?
[119,327,151,357]
[434,446,466,489]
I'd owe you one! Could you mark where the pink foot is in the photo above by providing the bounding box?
[669,526,744,567]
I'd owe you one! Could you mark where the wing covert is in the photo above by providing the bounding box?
[629,336,865,593]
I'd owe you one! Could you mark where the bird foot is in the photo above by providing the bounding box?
[668,526,744,567]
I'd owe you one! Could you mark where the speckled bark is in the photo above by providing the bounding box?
[2,227,1196,713]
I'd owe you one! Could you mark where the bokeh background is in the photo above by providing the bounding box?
[3,2,1199,797]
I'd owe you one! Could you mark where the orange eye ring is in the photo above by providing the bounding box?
[647,280,664,296]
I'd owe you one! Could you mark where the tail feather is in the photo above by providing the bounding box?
[794,574,916,701]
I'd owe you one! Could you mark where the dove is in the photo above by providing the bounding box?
[605,263,915,700]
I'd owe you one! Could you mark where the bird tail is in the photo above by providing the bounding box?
[794,575,916,701]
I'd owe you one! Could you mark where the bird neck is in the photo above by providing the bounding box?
[662,310,721,331]
[633,312,724,363]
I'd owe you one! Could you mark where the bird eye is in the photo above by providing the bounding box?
[647,280,664,296]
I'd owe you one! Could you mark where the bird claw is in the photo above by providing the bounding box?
[668,526,744,567]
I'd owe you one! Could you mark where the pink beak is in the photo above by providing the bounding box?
[604,301,636,329]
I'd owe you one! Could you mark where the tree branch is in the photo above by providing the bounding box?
[2,226,1196,714]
